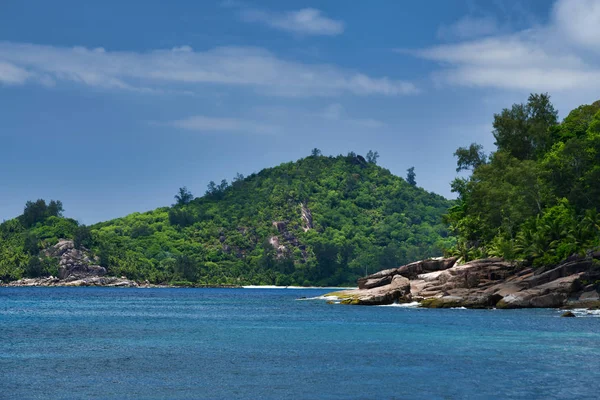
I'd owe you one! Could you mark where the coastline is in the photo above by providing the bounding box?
[324,254,600,311]
[0,276,353,290]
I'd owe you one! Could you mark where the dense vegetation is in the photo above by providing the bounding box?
[5,94,595,286]
[0,154,452,286]
[447,94,600,266]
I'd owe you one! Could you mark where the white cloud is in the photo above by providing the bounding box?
[437,16,499,40]
[553,0,600,51]
[320,103,386,128]
[168,115,278,135]
[414,0,600,92]
[240,8,344,36]
[0,41,416,97]
[0,61,30,84]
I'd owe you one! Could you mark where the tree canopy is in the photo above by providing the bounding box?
[447,95,600,266]
[0,154,452,286]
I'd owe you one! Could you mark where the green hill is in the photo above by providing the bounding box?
[0,153,453,286]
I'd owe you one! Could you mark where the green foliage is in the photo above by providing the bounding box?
[454,143,487,172]
[449,94,600,267]
[74,225,93,249]
[492,93,558,160]
[406,167,416,186]
[86,154,452,286]
[174,187,194,206]
[20,199,63,228]
[0,154,452,286]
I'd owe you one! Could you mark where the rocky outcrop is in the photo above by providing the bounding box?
[301,203,313,232]
[5,276,140,287]
[45,239,106,279]
[329,275,411,305]
[327,253,600,308]
[3,239,141,288]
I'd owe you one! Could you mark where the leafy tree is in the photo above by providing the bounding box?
[174,254,197,281]
[23,233,40,255]
[21,199,48,228]
[366,150,379,164]
[492,93,558,160]
[311,148,322,157]
[233,173,245,183]
[168,208,196,227]
[25,257,43,278]
[454,143,487,172]
[406,167,416,186]
[174,187,193,206]
[74,225,93,249]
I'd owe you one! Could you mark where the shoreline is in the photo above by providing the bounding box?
[0,276,355,290]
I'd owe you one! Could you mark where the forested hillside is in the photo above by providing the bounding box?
[1,153,453,286]
[448,94,600,266]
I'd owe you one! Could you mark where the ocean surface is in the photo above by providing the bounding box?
[1,288,600,400]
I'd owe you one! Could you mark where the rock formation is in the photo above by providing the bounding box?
[45,239,107,279]
[4,239,140,287]
[327,253,600,309]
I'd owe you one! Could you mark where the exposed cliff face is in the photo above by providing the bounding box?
[327,253,600,309]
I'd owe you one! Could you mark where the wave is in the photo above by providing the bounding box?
[378,301,421,308]
[296,295,340,301]
[567,308,600,317]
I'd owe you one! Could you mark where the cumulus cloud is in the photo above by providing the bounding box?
[168,115,278,135]
[0,41,417,97]
[240,7,344,36]
[414,0,600,92]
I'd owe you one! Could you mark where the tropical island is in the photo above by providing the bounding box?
[2,94,600,310]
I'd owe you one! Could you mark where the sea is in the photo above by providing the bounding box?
[1,287,600,400]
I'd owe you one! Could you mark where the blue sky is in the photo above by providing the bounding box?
[1,0,600,224]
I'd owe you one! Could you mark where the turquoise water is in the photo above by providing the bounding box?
[1,288,599,399]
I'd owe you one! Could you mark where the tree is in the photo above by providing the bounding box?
[311,148,322,157]
[366,150,379,164]
[218,179,229,192]
[174,187,193,206]
[168,208,196,227]
[25,257,42,278]
[406,167,416,186]
[21,199,48,228]
[20,199,64,227]
[47,200,64,217]
[206,181,218,196]
[74,225,93,249]
[174,254,197,281]
[492,93,558,160]
[454,143,487,172]
[24,233,40,255]
[233,173,245,183]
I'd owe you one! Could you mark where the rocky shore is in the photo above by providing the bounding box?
[2,275,144,287]
[326,252,600,309]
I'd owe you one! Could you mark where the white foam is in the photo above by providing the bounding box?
[242,285,356,290]
[296,295,339,301]
[569,308,600,317]
[378,301,421,308]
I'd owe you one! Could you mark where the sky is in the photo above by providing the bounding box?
[1,0,600,224]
